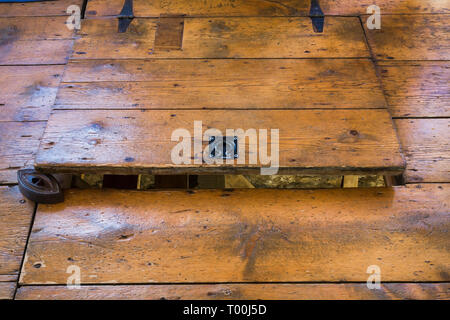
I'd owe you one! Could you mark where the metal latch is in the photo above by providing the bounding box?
[309,0,324,33]
[118,0,134,33]
[209,136,239,160]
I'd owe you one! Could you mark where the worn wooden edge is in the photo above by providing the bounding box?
[0,282,15,300]
[15,283,450,300]
[34,165,406,177]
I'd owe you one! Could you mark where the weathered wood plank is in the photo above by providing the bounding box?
[0,66,65,121]
[379,61,450,117]
[365,15,450,60]
[0,186,35,277]
[0,40,73,65]
[395,119,450,183]
[20,184,449,284]
[85,0,450,17]
[0,121,47,184]
[0,17,75,65]
[0,0,84,17]
[73,17,369,59]
[0,282,15,300]
[57,59,386,110]
[35,109,404,175]
[16,283,450,300]
[0,17,75,41]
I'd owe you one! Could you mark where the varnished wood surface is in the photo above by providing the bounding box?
[73,17,369,59]
[395,119,450,183]
[0,66,65,121]
[85,0,450,17]
[379,61,450,117]
[0,121,46,184]
[0,0,84,17]
[57,59,386,110]
[365,14,450,61]
[35,109,404,175]
[16,283,450,300]
[20,185,449,284]
[0,186,34,278]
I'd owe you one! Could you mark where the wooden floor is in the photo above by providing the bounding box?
[0,0,449,300]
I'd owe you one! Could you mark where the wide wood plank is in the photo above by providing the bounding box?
[0,0,84,17]
[0,17,75,41]
[0,121,47,184]
[16,283,450,300]
[0,17,75,65]
[365,14,450,60]
[86,0,449,17]
[0,40,73,65]
[395,119,450,183]
[35,109,404,175]
[0,186,35,277]
[20,184,449,284]
[0,66,65,121]
[57,59,386,110]
[379,61,450,118]
[0,282,15,300]
[73,17,369,59]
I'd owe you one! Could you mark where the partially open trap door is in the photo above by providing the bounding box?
[23,1,405,202]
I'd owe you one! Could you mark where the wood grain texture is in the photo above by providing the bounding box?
[20,184,449,284]
[395,119,450,183]
[16,283,450,300]
[365,14,450,61]
[85,0,450,17]
[35,109,404,175]
[379,61,450,117]
[0,66,65,121]
[0,17,75,41]
[73,17,369,59]
[58,59,386,110]
[0,282,15,300]
[0,17,75,65]
[57,59,386,110]
[0,186,35,277]
[0,0,84,17]
[0,121,47,184]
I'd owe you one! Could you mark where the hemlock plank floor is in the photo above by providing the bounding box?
[0,282,15,300]
[57,59,387,110]
[20,185,449,284]
[0,186,34,277]
[1,0,448,300]
[0,16,76,65]
[364,14,450,61]
[73,17,369,60]
[395,119,450,183]
[0,0,84,17]
[85,0,450,17]
[0,121,47,185]
[0,66,65,122]
[378,61,450,118]
[35,109,404,175]
[15,283,450,300]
